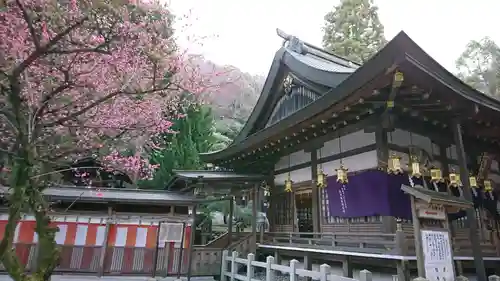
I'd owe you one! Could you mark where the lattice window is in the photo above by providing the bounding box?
[275,192,293,225]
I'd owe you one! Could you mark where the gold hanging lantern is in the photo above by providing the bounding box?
[430,167,444,182]
[469,175,478,189]
[284,174,293,192]
[484,180,493,192]
[387,153,403,174]
[393,71,404,88]
[448,171,461,187]
[410,156,422,178]
[336,165,348,184]
[316,169,327,188]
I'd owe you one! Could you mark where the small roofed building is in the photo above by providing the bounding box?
[0,161,234,278]
[201,30,500,277]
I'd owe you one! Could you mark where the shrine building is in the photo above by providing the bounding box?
[200,30,500,278]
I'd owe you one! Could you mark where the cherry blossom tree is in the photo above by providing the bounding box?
[0,0,226,279]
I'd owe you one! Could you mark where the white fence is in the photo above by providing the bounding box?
[220,250,372,281]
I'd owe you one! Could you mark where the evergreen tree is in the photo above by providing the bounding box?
[322,0,387,64]
[142,102,218,189]
[456,37,500,98]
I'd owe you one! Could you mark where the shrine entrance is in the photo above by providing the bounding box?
[401,184,474,281]
[295,191,313,233]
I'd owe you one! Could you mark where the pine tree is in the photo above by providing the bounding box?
[322,0,387,64]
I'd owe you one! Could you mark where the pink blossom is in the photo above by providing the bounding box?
[0,0,234,180]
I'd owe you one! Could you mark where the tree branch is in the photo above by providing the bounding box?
[44,84,174,127]
[15,0,41,50]
[12,16,89,78]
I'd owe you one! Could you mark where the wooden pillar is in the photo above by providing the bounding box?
[251,184,258,253]
[98,206,113,276]
[411,197,425,277]
[227,198,234,247]
[342,256,353,278]
[304,253,313,281]
[396,260,410,281]
[267,177,276,232]
[186,205,197,281]
[274,250,281,265]
[310,148,320,233]
[291,189,298,232]
[376,126,395,233]
[451,118,486,280]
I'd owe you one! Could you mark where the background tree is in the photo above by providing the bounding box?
[0,1,225,280]
[456,37,500,98]
[322,0,387,63]
[142,98,219,189]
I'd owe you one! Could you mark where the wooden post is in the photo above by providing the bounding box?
[220,250,228,281]
[163,241,170,277]
[228,198,234,247]
[175,224,186,279]
[451,118,486,280]
[289,259,298,281]
[251,184,258,253]
[152,221,164,278]
[230,251,238,281]
[267,177,276,232]
[342,256,353,278]
[265,256,275,281]
[274,250,281,265]
[246,253,255,280]
[186,205,197,281]
[360,269,373,281]
[310,148,320,233]
[319,264,330,281]
[303,253,312,281]
[98,206,113,276]
[410,196,425,277]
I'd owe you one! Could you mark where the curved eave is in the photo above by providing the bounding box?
[202,31,500,164]
[201,36,401,164]
[228,47,357,146]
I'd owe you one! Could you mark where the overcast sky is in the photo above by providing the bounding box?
[170,0,500,76]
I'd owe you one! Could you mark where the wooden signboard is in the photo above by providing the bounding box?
[421,230,455,281]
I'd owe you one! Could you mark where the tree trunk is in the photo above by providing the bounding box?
[0,148,59,281]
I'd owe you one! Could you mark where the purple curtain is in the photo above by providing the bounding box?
[326,170,412,219]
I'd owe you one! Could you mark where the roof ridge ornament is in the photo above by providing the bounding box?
[276,28,308,55]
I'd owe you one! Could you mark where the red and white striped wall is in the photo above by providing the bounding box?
[0,214,192,273]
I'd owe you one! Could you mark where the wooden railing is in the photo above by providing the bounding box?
[187,232,255,277]
[220,250,374,281]
[265,231,404,254]
[264,230,500,257]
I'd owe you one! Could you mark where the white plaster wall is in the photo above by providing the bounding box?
[274,167,311,185]
[274,151,377,185]
[319,150,378,175]
[389,129,442,157]
[274,150,310,171]
[318,130,375,158]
